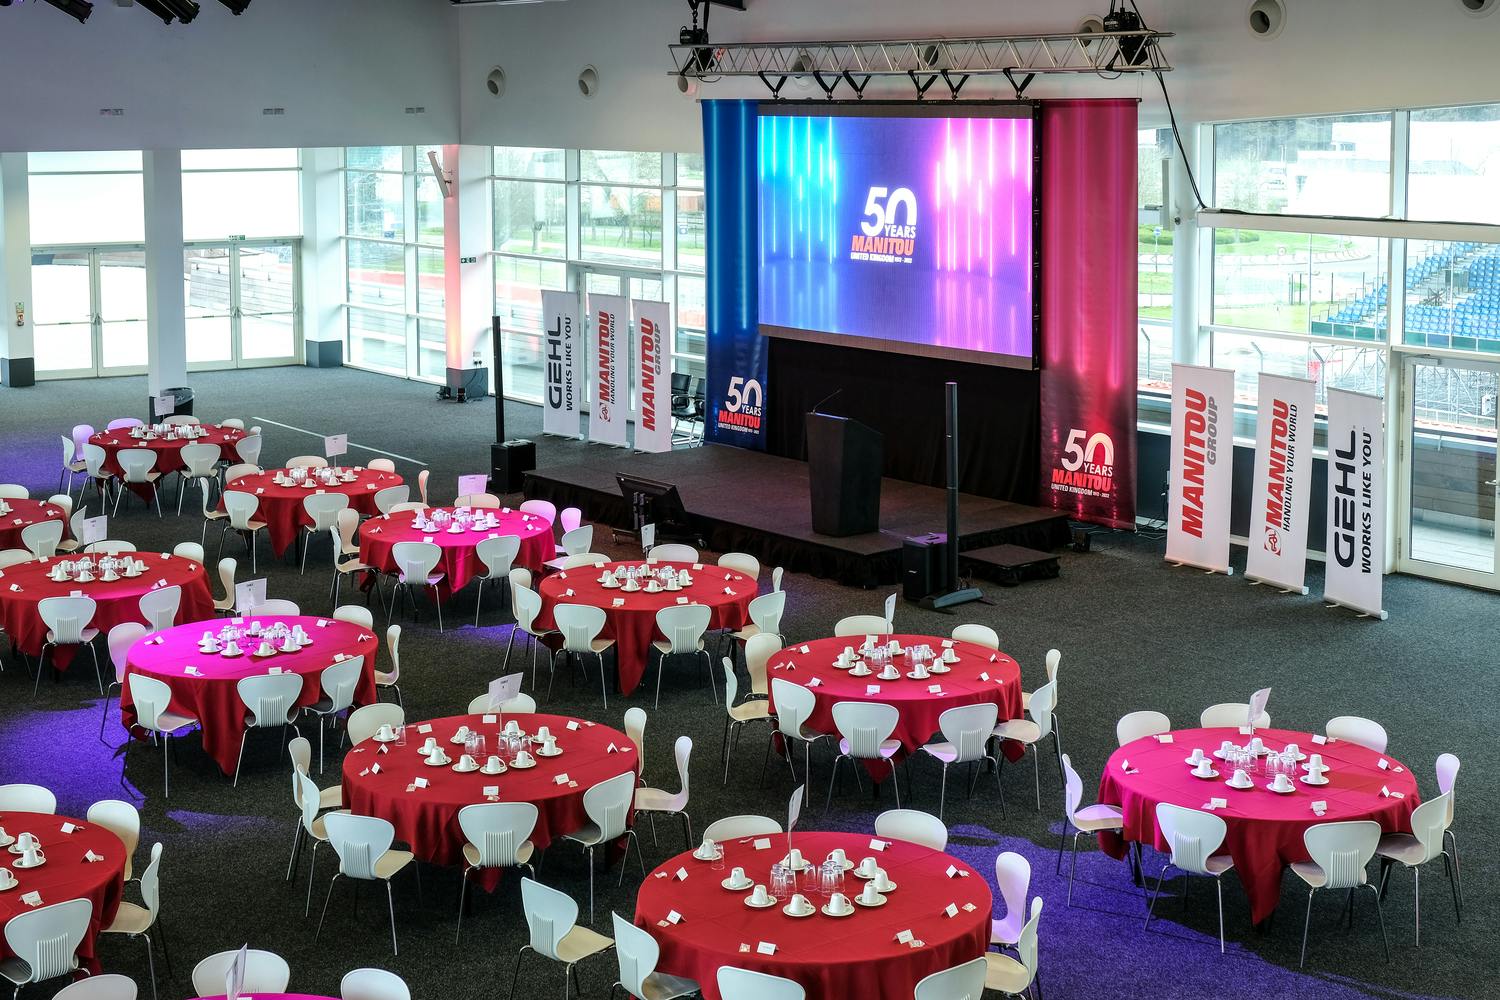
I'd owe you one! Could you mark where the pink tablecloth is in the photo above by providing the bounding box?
[0,812,126,974]
[119,614,379,776]
[534,561,755,697]
[1099,727,1421,924]
[341,712,636,891]
[0,554,214,669]
[636,831,990,1000]
[90,425,245,498]
[225,468,401,557]
[358,507,555,599]
[0,499,70,551]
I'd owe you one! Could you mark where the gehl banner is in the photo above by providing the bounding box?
[1166,364,1234,575]
[540,290,580,438]
[1324,388,1388,620]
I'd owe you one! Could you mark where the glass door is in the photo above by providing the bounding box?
[185,247,235,366]
[97,251,148,371]
[186,240,301,369]
[1397,355,1500,587]
[32,247,149,378]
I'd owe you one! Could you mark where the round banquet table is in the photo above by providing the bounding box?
[0,553,214,669]
[0,498,70,551]
[358,507,555,598]
[534,561,755,697]
[225,467,402,558]
[90,424,246,497]
[636,830,991,1000]
[0,812,127,974]
[1100,727,1421,924]
[766,634,1023,769]
[342,712,637,891]
[119,614,379,776]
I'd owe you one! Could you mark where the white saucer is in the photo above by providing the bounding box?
[0,833,12,848]
[12,853,45,870]
[219,648,244,658]
[1282,750,1308,762]
[854,892,887,908]
[482,765,507,775]
[450,733,474,745]
[1212,749,1234,760]
[0,879,17,892]
[535,746,563,758]
[1265,781,1297,794]
[424,756,451,767]
[1224,778,1255,791]
[927,663,951,674]
[877,673,901,683]
[781,902,815,918]
[851,868,880,880]
[452,762,480,773]
[820,903,855,918]
[721,876,753,891]
[832,660,854,670]
[1190,768,1221,780]
[849,667,873,678]
[1299,773,1330,786]
[197,645,220,655]
[693,850,723,863]
[252,649,277,658]
[823,858,855,872]
[906,672,932,681]
[371,733,400,744]
[777,857,813,872]
[744,895,778,909]
[509,758,537,769]
[1184,755,1211,767]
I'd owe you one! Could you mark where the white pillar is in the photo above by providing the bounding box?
[442,144,492,389]
[0,153,34,387]
[143,150,187,397]
[1170,127,1200,367]
[300,147,346,367]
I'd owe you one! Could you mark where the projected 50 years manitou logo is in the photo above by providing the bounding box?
[716,376,763,436]
[1050,428,1115,500]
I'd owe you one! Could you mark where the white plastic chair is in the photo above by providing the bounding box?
[770,677,830,787]
[250,599,301,616]
[220,490,268,572]
[624,706,647,781]
[307,657,364,773]
[466,692,537,714]
[138,585,181,632]
[84,540,136,555]
[825,701,901,813]
[456,802,538,940]
[171,541,204,563]
[416,469,430,506]
[1058,755,1127,908]
[983,898,1042,997]
[990,851,1031,950]
[221,418,246,429]
[561,552,610,570]
[113,448,162,516]
[389,540,445,632]
[1116,710,1172,746]
[198,479,229,547]
[561,770,643,924]
[288,455,328,469]
[833,614,890,637]
[330,516,381,612]
[651,604,714,709]
[286,744,342,896]
[505,583,558,691]
[346,702,405,746]
[102,622,148,744]
[341,969,409,1000]
[87,799,141,882]
[20,521,62,559]
[920,702,1001,820]
[717,968,803,1000]
[54,974,136,1000]
[234,672,304,786]
[1145,803,1235,951]
[553,603,615,708]
[952,623,999,650]
[57,506,86,554]
[0,549,32,569]
[107,418,143,430]
[1292,821,1389,967]
[1436,752,1462,911]
[742,632,778,698]
[190,949,289,997]
[1375,792,1459,944]
[914,956,986,1000]
[473,534,521,626]
[58,436,87,499]
[161,414,199,426]
[301,493,351,573]
[0,784,56,813]
[1200,702,1270,729]
[366,458,396,474]
[373,485,410,516]
[701,815,782,841]
[513,878,615,1000]
[456,493,501,509]
[559,506,583,533]
[36,595,103,696]
[177,442,221,515]
[636,735,694,850]
[717,551,760,579]
[993,680,1060,812]
[333,604,374,629]
[610,913,700,1000]
[0,898,93,997]
[648,542,698,563]
[874,808,947,851]
[720,658,773,786]
[1325,715,1389,753]
[124,675,198,797]
[519,498,557,524]
[100,842,164,1000]
[224,462,262,484]
[234,434,264,469]
[81,443,114,508]
[315,812,415,954]
[731,590,786,650]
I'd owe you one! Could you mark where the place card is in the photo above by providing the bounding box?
[940,639,954,648]
[962,902,978,912]
[666,910,683,924]
[317,619,330,628]
[1201,796,1229,811]
[1238,726,1254,736]
[184,666,202,676]
[692,563,704,571]
[268,666,284,675]
[566,721,581,731]
[359,768,370,777]
[84,850,104,863]
[739,944,751,953]
[1154,734,1175,744]
[8,584,19,592]
[417,724,433,734]
[606,743,619,753]
[1311,800,1327,816]
[723,587,736,595]
[482,714,497,724]
[927,684,943,694]
[583,721,596,727]
[553,773,571,785]
[866,685,881,695]
[423,536,435,544]
[611,597,625,607]
[1377,758,1390,771]
[413,777,428,789]
[869,839,889,851]
[979,672,990,682]
[376,744,388,755]
[944,903,960,918]
[675,597,689,605]
[60,822,77,834]
[232,617,245,625]
[675,867,689,881]
[753,837,772,851]
[1121,760,1139,774]
[799,645,811,654]
[945,865,969,879]
[21,891,41,907]
[70,589,83,598]
[370,763,381,774]
[1380,786,1404,799]
[989,654,998,663]
[1311,733,1328,745]
[756,942,777,956]
[807,678,822,687]
[895,929,914,944]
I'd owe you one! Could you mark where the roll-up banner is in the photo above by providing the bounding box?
[632,299,673,454]
[1245,373,1316,594]
[1166,363,1234,575]
[588,293,628,447]
[540,290,581,438]
[1324,388,1389,620]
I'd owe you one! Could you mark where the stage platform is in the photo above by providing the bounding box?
[524,445,1072,587]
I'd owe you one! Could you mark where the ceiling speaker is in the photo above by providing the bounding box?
[578,65,599,98]
[485,66,505,98]
[1460,0,1497,15]
[1248,0,1286,37]
[1077,15,1105,47]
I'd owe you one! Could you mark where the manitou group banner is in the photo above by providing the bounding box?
[588,294,628,447]
[1166,364,1234,574]
[1245,373,1316,594]
[632,299,673,454]
[1324,388,1388,619]
[540,290,581,438]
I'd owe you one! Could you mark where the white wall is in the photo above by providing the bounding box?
[0,0,459,152]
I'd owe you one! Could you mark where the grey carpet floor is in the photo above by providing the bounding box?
[0,366,1492,1000]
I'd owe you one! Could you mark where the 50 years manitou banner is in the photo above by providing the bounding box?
[1324,388,1388,619]
[1166,364,1235,574]
[588,294,628,448]
[540,290,580,438]
[632,299,673,454]
[1245,373,1317,594]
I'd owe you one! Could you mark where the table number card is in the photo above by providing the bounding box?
[323,433,348,459]
[234,578,267,614]
[457,474,489,497]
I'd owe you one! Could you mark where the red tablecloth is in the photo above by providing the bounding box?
[341,712,636,892]
[636,830,990,1000]
[0,812,126,974]
[0,499,70,551]
[119,615,378,776]
[766,635,1023,771]
[358,507,554,599]
[225,468,402,558]
[90,425,245,499]
[534,561,755,697]
[0,554,214,669]
[1099,727,1421,924]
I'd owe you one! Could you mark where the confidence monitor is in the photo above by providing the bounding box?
[616,473,690,539]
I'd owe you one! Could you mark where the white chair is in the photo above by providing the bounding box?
[84,540,136,555]
[825,701,901,814]
[913,957,986,1000]
[731,590,786,652]
[720,659,773,786]
[102,622,148,743]
[1376,792,1459,944]
[742,632,778,698]
[161,414,199,426]
[54,974,136,1000]
[333,604,374,629]
[301,492,350,573]
[833,613,890,637]
[1200,702,1270,729]
[701,815,782,841]
[558,506,583,533]
[650,604,714,709]
[307,657,364,773]
[87,799,141,883]
[920,702,1001,820]
[457,493,501,509]
[341,969,409,1000]
[993,680,1060,812]
[990,851,1031,950]
[1116,710,1171,746]
[456,802,538,941]
[376,625,402,706]
[366,458,396,474]
[138,585,181,632]
[57,507,86,554]
[0,784,56,813]
[123,675,198,797]
[770,678,830,787]
[100,842,165,1000]
[46,494,73,521]
[389,540,445,632]
[717,968,803,1000]
[648,542,698,563]
[20,521,62,559]
[190,949,289,997]
[0,549,32,569]
[176,442,221,516]
[315,812,415,954]
[952,623,999,649]
[543,524,594,571]
[198,480,229,548]
[1325,715,1388,753]
[1145,803,1235,951]
[107,418,143,430]
[1057,754,1128,908]
[58,436,87,499]
[983,898,1042,997]
[36,595,103,696]
[234,672,304,786]
[288,454,329,469]
[171,541,204,563]
[224,462,262,484]
[473,534,521,626]
[208,557,236,615]
[112,449,163,516]
[416,469,430,506]
[250,599,301,616]
[373,485,410,515]
[346,703,405,746]
[1293,821,1389,967]
[717,551,760,579]
[234,434,264,469]
[636,735,694,850]
[286,740,343,895]
[562,770,643,924]
[1436,752,1463,912]
[506,583,558,691]
[624,706,647,781]
[512,877,615,1000]
[874,808,946,851]
[610,914,700,1000]
[220,490,268,572]
[0,898,93,997]
[519,498,557,524]
[221,418,246,429]
[553,603,615,708]
[466,692,537,714]
[330,518,381,612]
[80,443,114,508]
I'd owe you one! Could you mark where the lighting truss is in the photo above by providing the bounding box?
[668,30,1173,100]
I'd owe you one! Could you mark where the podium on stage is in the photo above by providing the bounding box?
[806,411,883,537]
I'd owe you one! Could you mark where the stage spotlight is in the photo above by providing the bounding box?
[135,0,176,21]
[43,0,95,21]
[216,0,248,11]
[162,0,197,21]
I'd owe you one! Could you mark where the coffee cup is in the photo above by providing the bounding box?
[257,641,274,656]
[880,665,899,680]
[542,735,558,751]
[873,868,896,893]
[425,749,446,765]
[942,647,959,663]
[729,865,748,886]
[857,856,879,877]
[458,753,475,768]
[422,736,438,753]
[484,756,503,773]
[20,847,39,867]
[1219,740,1235,757]
[1232,768,1251,786]
[827,892,852,914]
[1284,742,1301,758]
[535,725,551,740]
[375,724,395,741]
[1306,753,1325,773]
[696,837,718,859]
[750,884,770,905]
[1248,737,1266,755]
[515,751,534,767]
[788,892,812,915]
[1187,747,1206,765]
[0,868,14,889]
[504,720,522,735]
[860,881,881,904]
[454,725,472,742]
[787,848,804,870]
[1193,759,1216,777]
[1272,772,1294,792]
[827,848,847,868]
[281,638,298,652]
[15,834,37,852]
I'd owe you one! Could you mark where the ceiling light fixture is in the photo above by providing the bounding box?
[216,0,248,12]
[43,0,95,22]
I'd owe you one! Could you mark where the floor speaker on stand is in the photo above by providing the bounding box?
[487,316,536,495]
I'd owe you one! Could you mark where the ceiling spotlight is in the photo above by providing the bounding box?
[163,0,197,21]
[135,0,176,21]
[216,0,249,12]
[43,0,95,21]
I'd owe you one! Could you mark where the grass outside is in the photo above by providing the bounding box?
[1138,231,1356,258]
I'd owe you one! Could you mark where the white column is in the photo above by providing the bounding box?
[442,144,493,386]
[1170,126,1200,367]
[300,147,347,366]
[0,153,34,387]
[143,150,187,396]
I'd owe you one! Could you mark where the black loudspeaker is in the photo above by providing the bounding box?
[902,533,947,602]
[488,315,535,494]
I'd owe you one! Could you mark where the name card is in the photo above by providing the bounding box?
[554,773,571,785]
[895,929,914,944]
[483,785,500,797]
[370,763,381,774]
[807,678,822,687]
[675,867,689,881]
[417,724,433,733]
[752,838,772,851]
[1155,734,1175,744]
[866,685,881,695]
[21,891,42,907]
[566,721,581,731]
[757,942,777,955]
[869,839,888,851]
[60,822,76,834]
[666,910,683,924]
[482,714,497,724]
[1311,734,1328,745]
[1311,800,1328,815]
[413,777,428,788]
[944,903,959,918]
[1377,758,1390,771]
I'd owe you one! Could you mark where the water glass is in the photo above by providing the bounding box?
[395,724,407,748]
[818,859,844,899]
[770,862,795,901]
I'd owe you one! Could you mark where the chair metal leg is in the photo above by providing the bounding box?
[433,585,444,633]
[1056,819,1070,876]
[1445,830,1463,916]
[507,946,532,1000]
[585,845,596,925]
[1032,745,1042,812]
[1215,877,1226,953]
[823,755,843,816]
[285,824,302,882]
[597,651,608,710]
[889,757,900,809]
[474,578,485,628]
[141,931,158,1000]
[386,879,399,955]
[1144,863,1172,929]
[1367,882,1390,962]
[233,728,250,787]
[938,763,948,821]
[305,842,320,915]
[1298,886,1316,968]
[1413,865,1421,946]
[314,872,341,943]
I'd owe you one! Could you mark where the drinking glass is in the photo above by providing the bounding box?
[770,862,794,901]
[395,724,407,748]
[818,859,843,899]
